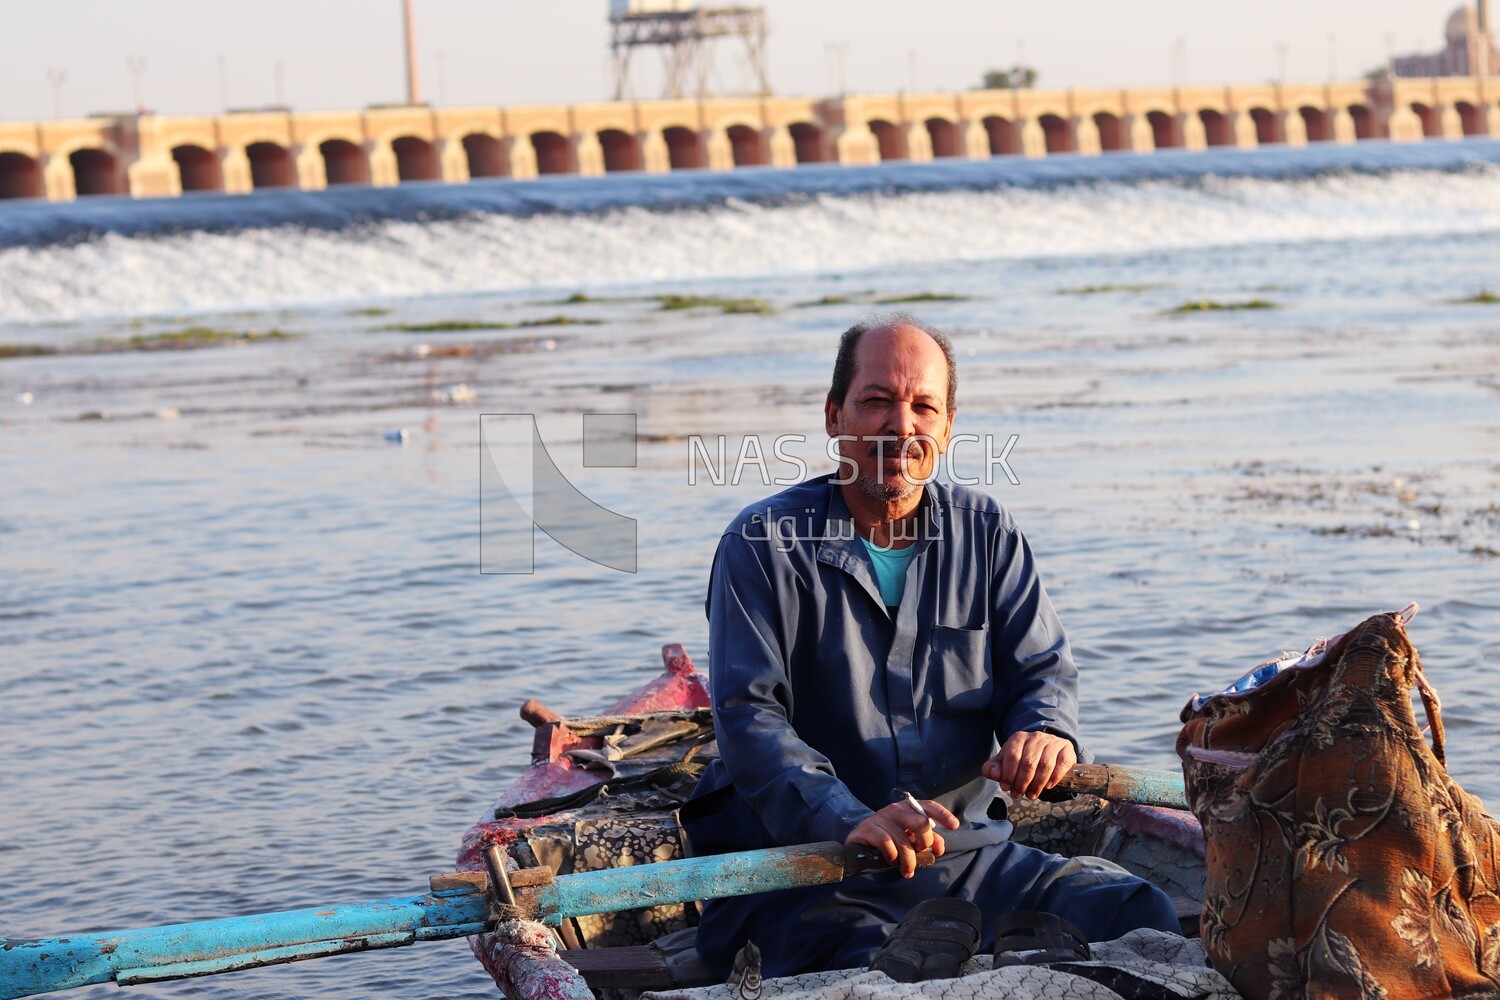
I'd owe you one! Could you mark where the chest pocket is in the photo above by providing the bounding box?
[924,624,992,714]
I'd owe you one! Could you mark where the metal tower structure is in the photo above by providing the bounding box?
[609,1,769,100]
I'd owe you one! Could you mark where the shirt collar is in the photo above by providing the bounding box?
[815,478,944,599]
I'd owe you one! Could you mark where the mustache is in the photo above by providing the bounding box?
[860,435,933,459]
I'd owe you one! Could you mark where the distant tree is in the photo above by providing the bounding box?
[979,65,1038,90]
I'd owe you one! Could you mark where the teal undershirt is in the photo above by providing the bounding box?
[860,536,917,608]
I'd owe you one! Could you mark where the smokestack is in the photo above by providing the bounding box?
[1481,0,1492,77]
[403,0,422,105]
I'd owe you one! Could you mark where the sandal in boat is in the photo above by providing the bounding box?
[869,898,982,983]
[991,911,1091,967]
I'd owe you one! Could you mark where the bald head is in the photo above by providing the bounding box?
[828,314,957,414]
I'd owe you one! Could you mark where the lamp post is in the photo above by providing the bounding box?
[46,68,66,120]
[127,54,148,113]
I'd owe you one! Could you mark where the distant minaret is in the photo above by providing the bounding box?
[403,0,423,104]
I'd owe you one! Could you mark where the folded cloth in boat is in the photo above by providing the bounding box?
[642,928,1237,1000]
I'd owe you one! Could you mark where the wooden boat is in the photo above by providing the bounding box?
[458,644,1208,999]
[0,643,1204,1000]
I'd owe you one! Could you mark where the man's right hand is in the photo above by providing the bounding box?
[845,799,960,878]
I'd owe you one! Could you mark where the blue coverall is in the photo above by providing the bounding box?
[684,475,1178,977]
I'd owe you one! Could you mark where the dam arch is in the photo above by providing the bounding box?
[597,129,641,172]
[1299,107,1333,142]
[925,117,962,157]
[1039,114,1074,153]
[70,147,125,196]
[1199,109,1234,146]
[982,115,1020,155]
[0,151,44,199]
[320,139,371,185]
[172,145,222,191]
[462,134,507,178]
[867,119,905,161]
[531,131,573,175]
[1146,110,1178,149]
[1093,112,1127,151]
[1457,101,1485,135]
[726,124,765,166]
[1249,108,1280,144]
[662,126,705,169]
[245,141,295,189]
[1348,104,1381,139]
[788,122,827,163]
[1411,103,1442,138]
[392,136,438,182]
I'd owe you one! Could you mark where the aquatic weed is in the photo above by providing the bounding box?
[1165,299,1278,315]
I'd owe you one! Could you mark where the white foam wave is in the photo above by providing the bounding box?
[5,166,1500,323]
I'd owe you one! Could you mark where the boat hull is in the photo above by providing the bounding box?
[460,644,1205,998]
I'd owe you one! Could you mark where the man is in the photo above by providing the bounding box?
[683,315,1178,979]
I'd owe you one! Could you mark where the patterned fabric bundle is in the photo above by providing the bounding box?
[1178,608,1500,999]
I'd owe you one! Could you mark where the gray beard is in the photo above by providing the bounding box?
[854,471,920,504]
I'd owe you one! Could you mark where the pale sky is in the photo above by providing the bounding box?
[0,1,1470,121]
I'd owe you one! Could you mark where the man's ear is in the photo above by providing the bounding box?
[824,395,840,438]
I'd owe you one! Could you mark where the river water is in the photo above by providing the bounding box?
[2,142,1498,998]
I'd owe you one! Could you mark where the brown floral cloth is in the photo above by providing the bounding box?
[1178,609,1500,999]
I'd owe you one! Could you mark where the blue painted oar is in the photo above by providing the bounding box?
[0,840,922,999]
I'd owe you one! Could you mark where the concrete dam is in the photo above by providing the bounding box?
[0,75,1495,202]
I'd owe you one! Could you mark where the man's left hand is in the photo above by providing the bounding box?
[982,730,1077,800]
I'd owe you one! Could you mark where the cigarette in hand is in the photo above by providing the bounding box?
[902,791,935,831]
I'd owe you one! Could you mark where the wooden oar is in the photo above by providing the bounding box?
[0,840,931,999]
[1047,763,1188,810]
[918,762,1189,811]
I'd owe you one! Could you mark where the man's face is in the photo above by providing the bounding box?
[824,324,955,506]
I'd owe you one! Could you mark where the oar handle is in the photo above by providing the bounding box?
[844,844,938,876]
[1048,763,1188,810]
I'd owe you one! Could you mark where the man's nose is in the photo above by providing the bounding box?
[883,402,918,439]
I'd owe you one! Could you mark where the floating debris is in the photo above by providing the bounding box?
[17,391,34,405]
[383,428,410,444]
[412,343,431,358]
[432,384,477,405]
[156,408,180,420]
